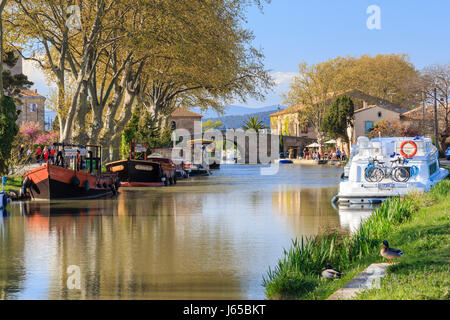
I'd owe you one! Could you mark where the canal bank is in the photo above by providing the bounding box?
[263,179,449,300]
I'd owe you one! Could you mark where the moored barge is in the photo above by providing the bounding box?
[23,143,119,200]
[105,141,167,187]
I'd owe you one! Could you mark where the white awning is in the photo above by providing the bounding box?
[307,143,321,148]
[64,148,88,156]
[325,139,337,144]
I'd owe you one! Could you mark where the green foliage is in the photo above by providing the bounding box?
[121,106,173,159]
[2,51,33,98]
[322,95,354,142]
[51,114,60,132]
[0,96,19,174]
[202,120,224,131]
[242,116,268,132]
[2,175,23,194]
[263,180,450,300]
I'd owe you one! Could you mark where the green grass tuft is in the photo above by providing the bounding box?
[1,175,23,194]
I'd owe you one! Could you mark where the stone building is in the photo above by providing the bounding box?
[167,108,203,135]
[400,103,450,146]
[3,49,47,130]
[16,89,46,129]
[269,89,409,145]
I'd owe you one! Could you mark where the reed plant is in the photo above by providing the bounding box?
[264,180,449,299]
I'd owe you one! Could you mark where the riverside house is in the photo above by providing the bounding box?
[167,108,203,135]
[269,89,410,152]
[5,49,47,130]
[17,89,46,130]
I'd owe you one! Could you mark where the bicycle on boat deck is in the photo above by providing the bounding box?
[364,157,411,183]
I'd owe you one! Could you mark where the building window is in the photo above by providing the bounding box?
[301,126,308,134]
[30,103,37,112]
[365,121,374,134]
[378,111,382,118]
[170,121,176,130]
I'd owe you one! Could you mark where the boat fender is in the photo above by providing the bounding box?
[410,165,419,177]
[72,176,80,186]
[0,192,7,209]
[85,180,90,191]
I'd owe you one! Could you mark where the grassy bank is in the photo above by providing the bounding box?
[263,179,450,300]
[355,186,449,299]
[1,175,23,194]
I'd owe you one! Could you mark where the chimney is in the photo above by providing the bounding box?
[34,89,38,94]
[363,100,368,109]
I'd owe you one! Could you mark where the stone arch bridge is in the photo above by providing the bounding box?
[177,130,314,164]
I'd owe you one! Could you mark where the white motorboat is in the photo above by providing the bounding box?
[337,136,448,205]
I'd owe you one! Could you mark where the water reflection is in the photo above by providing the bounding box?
[337,205,375,234]
[0,165,372,299]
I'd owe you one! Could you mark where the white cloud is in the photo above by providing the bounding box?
[271,71,297,86]
[230,71,297,108]
[22,59,54,97]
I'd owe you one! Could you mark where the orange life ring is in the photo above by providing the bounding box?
[400,140,417,158]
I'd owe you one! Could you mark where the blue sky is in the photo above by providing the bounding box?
[24,0,450,114]
[240,0,450,107]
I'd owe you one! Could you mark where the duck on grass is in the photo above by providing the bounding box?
[263,179,449,300]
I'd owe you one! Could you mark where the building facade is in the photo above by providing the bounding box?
[4,49,47,130]
[17,89,46,129]
[167,108,203,135]
[269,89,409,145]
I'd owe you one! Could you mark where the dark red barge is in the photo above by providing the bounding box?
[23,143,119,200]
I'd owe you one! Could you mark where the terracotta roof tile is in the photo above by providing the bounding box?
[269,89,409,117]
[21,89,45,98]
[400,104,449,120]
[170,108,203,118]
[269,105,306,117]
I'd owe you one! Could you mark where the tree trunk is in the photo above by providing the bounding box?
[108,84,140,161]
[71,81,89,144]
[61,70,87,142]
[0,0,6,98]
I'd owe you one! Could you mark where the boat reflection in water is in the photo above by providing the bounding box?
[0,165,376,299]
[271,186,343,237]
[336,204,374,234]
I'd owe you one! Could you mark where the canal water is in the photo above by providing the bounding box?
[0,164,368,299]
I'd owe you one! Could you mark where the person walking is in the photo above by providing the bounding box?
[336,149,341,160]
[50,147,56,164]
[76,150,82,171]
[35,146,42,164]
[19,144,24,162]
[43,147,49,163]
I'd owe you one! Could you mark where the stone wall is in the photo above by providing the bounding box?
[17,96,46,130]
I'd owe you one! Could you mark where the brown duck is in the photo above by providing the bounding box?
[380,240,403,263]
[321,265,342,280]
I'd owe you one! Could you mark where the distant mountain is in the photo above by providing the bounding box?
[203,108,285,130]
[192,105,286,118]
